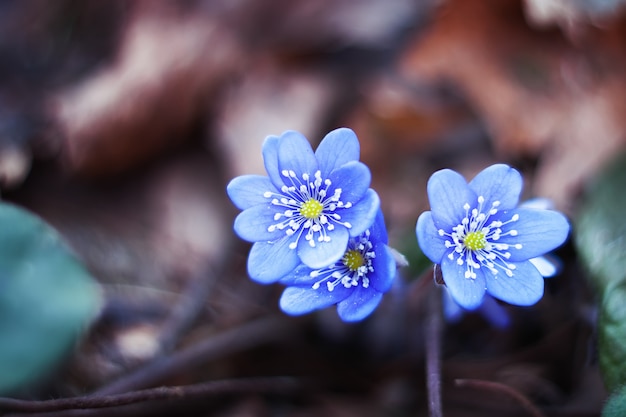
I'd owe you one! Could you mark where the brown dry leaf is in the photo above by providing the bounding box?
[523,0,626,35]
[51,2,245,177]
[399,0,626,211]
[214,61,339,178]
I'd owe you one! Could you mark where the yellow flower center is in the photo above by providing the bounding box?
[464,231,486,251]
[299,199,323,219]
[342,249,365,271]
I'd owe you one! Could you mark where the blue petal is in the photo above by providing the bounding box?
[227,175,277,210]
[297,225,349,269]
[279,284,352,316]
[442,287,464,323]
[233,204,282,242]
[315,128,360,177]
[327,161,371,204]
[416,211,449,263]
[336,286,382,322]
[529,255,560,278]
[478,296,511,329]
[337,189,380,237]
[277,131,319,180]
[468,164,522,210]
[248,239,300,283]
[441,253,486,310]
[278,263,316,286]
[370,245,396,292]
[485,260,544,306]
[427,169,477,230]
[498,208,569,261]
[369,208,389,244]
[262,135,283,190]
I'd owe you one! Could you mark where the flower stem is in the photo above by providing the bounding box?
[426,272,443,417]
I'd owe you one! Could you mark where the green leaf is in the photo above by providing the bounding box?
[603,384,626,417]
[575,154,626,294]
[0,202,101,395]
[575,151,626,394]
[599,282,626,393]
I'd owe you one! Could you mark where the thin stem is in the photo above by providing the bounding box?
[425,269,443,417]
[455,379,546,417]
[0,377,300,415]
[156,238,239,355]
[94,315,292,396]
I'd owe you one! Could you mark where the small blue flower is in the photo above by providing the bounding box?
[227,128,380,283]
[278,209,397,322]
[416,164,570,310]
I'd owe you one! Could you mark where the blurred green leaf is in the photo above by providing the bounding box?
[575,153,626,294]
[603,384,626,417]
[0,202,101,395]
[575,151,626,396]
[599,281,626,393]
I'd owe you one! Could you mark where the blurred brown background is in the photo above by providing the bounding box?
[1,0,624,415]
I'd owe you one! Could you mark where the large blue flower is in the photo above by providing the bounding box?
[279,209,396,322]
[416,164,570,310]
[227,128,380,283]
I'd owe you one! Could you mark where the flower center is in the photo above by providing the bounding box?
[310,230,374,291]
[299,198,323,219]
[263,170,353,250]
[438,196,523,279]
[342,249,365,271]
[464,231,486,250]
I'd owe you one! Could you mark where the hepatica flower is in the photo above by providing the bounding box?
[227,128,379,283]
[416,164,569,310]
[279,209,396,322]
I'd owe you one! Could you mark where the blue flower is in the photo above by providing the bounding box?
[278,209,397,322]
[416,164,570,310]
[227,128,380,283]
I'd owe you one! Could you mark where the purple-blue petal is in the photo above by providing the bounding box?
[337,189,380,237]
[442,287,464,323]
[478,296,511,329]
[315,128,360,177]
[277,131,319,180]
[498,208,569,261]
[336,286,382,322]
[278,263,316,286]
[369,208,389,244]
[227,175,276,210]
[468,164,522,210]
[441,253,486,310]
[279,285,352,316]
[416,211,449,264]
[427,169,477,230]
[248,239,300,283]
[233,205,282,242]
[261,134,283,189]
[370,245,396,293]
[327,161,371,204]
[485,260,544,306]
[297,226,349,269]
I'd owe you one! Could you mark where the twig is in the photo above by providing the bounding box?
[425,276,443,417]
[156,238,239,355]
[0,377,299,413]
[0,376,300,414]
[454,379,546,417]
[94,315,293,395]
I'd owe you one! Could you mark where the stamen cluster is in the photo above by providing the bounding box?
[264,169,352,249]
[438,196,522,279]
[310,230,375,291]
